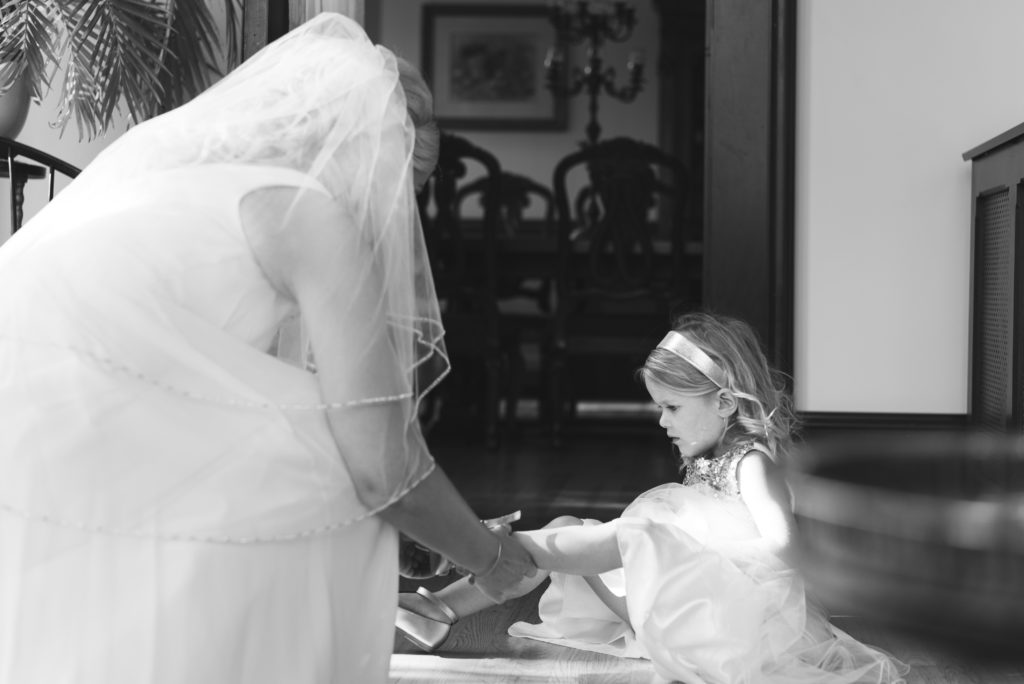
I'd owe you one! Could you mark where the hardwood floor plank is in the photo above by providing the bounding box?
[391,583,660,683]
[833,617,1024,684]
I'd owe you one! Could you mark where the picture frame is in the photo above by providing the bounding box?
[421,4,567,131]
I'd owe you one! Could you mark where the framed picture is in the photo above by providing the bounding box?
[421,4,567,131]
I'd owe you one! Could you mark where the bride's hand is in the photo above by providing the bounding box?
[469,532,538,604]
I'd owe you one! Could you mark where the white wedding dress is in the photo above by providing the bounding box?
[0,164,410,683]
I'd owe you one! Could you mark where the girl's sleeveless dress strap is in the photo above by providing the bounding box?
[682,440,770,498]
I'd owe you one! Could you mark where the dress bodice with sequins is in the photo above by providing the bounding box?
[681,440,766,499]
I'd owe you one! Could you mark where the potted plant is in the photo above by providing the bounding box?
[0,0,240,141]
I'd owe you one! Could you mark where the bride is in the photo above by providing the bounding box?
[0,13,534,684]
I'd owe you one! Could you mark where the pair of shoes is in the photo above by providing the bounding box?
[395,587,459,652]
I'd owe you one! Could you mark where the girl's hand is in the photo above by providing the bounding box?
[480,510,521,536]
[469,531,538,604]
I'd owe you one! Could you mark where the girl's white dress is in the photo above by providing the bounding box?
[0,165,410,683]
[509,441,908,684]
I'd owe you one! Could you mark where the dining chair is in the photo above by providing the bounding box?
[1,137,81,234]
[549,136,695,445]
[456,171,558,431]
[417,132,505,448]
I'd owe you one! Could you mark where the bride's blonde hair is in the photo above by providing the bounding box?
[396,58,439,188]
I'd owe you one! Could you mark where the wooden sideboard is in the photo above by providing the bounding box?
[963,122,1024,432]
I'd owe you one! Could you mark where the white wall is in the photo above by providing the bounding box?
[795,0,1024,413]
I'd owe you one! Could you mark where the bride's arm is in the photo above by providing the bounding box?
[242,188,535,598]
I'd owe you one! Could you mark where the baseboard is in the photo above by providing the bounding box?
[798,411,969,435]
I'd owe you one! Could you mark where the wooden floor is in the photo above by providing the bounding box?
[390,417,1024,683]
[390,588,1024,684]
[390,581,661,684]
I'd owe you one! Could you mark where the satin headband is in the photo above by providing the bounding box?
[656,331,728,389]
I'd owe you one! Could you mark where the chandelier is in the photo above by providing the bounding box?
[544,1,644,146]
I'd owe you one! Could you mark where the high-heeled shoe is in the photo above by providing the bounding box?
[395,586,459,652]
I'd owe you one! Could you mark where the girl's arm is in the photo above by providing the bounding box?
[513,519,630,624]
[734,450,797,562]
[512,519,623,575]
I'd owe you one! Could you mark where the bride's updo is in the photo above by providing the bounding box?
[397,58,440,191]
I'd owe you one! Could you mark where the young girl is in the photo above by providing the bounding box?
[397,312,908,684]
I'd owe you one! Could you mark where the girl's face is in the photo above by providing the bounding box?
[647,382,728,458]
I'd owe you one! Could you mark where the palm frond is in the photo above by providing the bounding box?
[49,0,167,138]
[221,0,241,69]
[157,0,218,114]
[156,0,243,115]
[2,0,241,140]
[0,0,63,101]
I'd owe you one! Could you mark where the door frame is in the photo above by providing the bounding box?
[703,0,796,376]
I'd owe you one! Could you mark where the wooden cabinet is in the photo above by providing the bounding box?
[963,122,1024,431]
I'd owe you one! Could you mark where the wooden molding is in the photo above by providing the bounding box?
[798,411,969,435]
[242,0,365,60]
[242,0,270,60]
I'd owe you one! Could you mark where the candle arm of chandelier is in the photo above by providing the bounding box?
[605,23,634,43]
[546,63,587,98]
[602,65,644,102]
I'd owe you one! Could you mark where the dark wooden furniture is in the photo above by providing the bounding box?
[418,133,505,448]
[702,0,797,374]
[1,137,81,233]
[456,171,556,309]
[549,137,695,445]
[456,172,558,429]
[962,122,1024,432]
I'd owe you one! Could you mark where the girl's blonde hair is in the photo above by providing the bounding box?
[640,312,799,456]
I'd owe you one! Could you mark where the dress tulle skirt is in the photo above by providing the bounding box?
[0,510,397,683]
[0,163,421,683]
[510,485,908,684]
[0,339,402,683]
[0,337,402,683]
